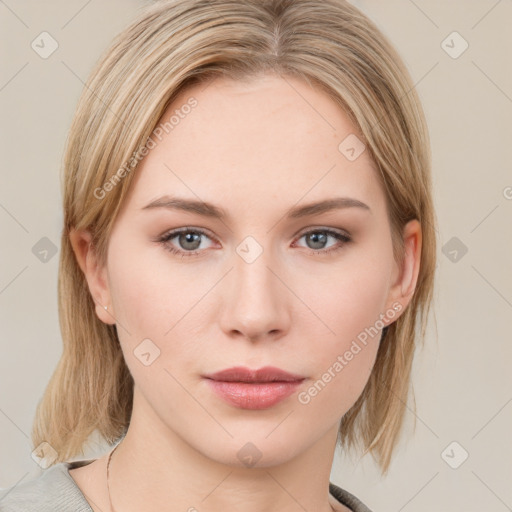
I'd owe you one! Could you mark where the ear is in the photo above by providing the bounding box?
[69,228,115,325]
[384,219,422,322]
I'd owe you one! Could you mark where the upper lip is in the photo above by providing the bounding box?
[203,366,305,383]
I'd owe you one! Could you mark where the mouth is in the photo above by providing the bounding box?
[202,366,306,410]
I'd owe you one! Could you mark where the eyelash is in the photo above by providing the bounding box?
[156,227,352,258]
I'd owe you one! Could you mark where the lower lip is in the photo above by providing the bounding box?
[204,379,304,410]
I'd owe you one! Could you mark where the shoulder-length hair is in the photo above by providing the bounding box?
[32,0,437,474]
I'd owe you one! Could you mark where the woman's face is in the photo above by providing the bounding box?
[81,74,419,467]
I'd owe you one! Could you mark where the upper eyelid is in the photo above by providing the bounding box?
[160,225,350,239]
[295,226,350,237]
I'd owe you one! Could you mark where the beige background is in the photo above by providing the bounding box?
[1,1,511,511]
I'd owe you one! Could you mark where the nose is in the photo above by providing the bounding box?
[218,243,291,343]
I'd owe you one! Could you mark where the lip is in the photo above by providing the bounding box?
[204,366,305,383]
[203,366,306,410]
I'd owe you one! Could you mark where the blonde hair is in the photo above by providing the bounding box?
[32,0,437,474]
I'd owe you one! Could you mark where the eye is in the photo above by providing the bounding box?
[293,228,351,255]
[156,227,352,258]
[156,227,215,258]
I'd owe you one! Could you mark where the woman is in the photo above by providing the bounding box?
[0,0,437,510]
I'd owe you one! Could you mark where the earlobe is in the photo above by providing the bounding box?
[69,227,115,325]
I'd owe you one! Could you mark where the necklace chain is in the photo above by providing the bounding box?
[106,443,120,512]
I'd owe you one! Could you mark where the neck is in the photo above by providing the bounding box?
[107,386,342,512]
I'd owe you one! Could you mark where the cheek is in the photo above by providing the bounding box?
[303,248,392,348]
[294,250,392,414]
[106,255,188,400]
[108,265,160,336]
[106,239,183,334]
[106,242,206,377]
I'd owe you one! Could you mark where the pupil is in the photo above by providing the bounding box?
[181,232,200,250]
[309,232,326,249]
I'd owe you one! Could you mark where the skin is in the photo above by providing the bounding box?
[69,74,421,512]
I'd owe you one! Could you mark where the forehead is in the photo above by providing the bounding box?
[123,74,384,216]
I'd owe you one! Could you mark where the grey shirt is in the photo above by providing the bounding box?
[0,459,373,512]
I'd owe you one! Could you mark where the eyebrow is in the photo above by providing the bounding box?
[140,195,371,219]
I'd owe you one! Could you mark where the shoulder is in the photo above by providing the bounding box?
[0,460,94,512]
[329,481,374,512]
